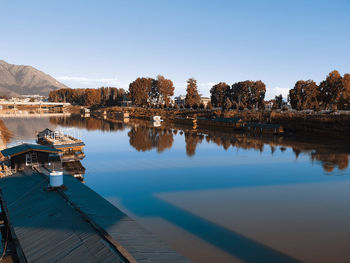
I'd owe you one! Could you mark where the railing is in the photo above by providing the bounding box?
[0,101,70,106]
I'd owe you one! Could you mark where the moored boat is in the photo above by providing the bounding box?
[37,128,85,161]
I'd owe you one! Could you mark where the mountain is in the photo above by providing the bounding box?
[0,60,68,97]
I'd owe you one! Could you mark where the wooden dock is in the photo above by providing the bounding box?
[0,169,191,263]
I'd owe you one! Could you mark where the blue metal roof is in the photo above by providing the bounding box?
[0,170,191,263]
[1,143,61,157]
[0,172,125,263]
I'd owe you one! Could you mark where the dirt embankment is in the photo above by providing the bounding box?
[87,106,350,138]
[223,111,350,138]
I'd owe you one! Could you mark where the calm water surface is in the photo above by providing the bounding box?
[2,115,350,263]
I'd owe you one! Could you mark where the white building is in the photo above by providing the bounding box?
[174,95,186,106]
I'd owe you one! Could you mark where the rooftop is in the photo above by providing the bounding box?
[1,143,60,157]
[0,170,191,263]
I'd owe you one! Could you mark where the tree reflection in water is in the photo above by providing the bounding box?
[185,132,203,156]
[47,115,350,173]
[311,153,349,172]
[128,126,174,153]
[0,119,12,150]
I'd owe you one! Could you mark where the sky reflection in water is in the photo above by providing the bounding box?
[2,116,350,263]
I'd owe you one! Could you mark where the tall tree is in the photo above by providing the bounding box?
[128,77,153,106]
[303,80,319,110]
[339,73,350,110]
[223,97,232,111]
[231,81,249,108]
[318,70,343,110]
[230,80,266,109]
[84,89,101,106]
[289,80,319,110]
[156,75,175,106]
[185,78,200,108]
[210,82,230,108]
[288,81,303,110]
[249,80,266,109]
[273,94,283,109]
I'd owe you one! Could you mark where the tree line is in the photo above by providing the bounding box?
[288,70,350,110]
[128,76,207,109]
[48,87,126,107]
[210,80,266,110]
[48,70,350,111]
[128,75,175,106]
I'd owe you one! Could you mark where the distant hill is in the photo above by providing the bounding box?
[0,60,68,97]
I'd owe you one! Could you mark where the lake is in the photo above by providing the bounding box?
[2,115,350,263]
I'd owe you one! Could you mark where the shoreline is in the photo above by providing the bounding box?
[88,106,350,139]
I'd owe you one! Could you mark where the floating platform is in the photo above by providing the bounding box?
[0,169,190,263]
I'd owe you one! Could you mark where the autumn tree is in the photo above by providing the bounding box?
[210,82,230,108]
[128,77,153,106]
[318,70,343,110]
[249,80,266,109]
[338,73,350,110]
[206,101,213,109]
[231,81,249,108]
[273,94,283,109]
[230,80,266,109]
[100,87,125,106]
[101,87,121,105]
[185,78,200,108]
[73,89,86,105]
[155,75,175,106]
[223,97,232,111]
[49,87,125,107]
[84,89,101,106]
[288,83,301,110]
[148,79,159,105]
[303,81,319,110]
[49,88,75,103]
[289,80,319,110]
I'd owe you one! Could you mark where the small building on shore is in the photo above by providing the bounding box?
[1,143,62,172]
[200,97,211,107]
[174,95,186,106]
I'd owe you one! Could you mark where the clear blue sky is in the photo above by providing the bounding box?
[1,0,349,99]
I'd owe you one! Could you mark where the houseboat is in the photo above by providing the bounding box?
[245,123,284,135]
[37,128,85,162]
[0,143,62,173]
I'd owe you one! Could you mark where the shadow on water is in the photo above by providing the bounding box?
[121,192,301,263]
[0,172,298,262]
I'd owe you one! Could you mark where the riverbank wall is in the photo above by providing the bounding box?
[88,106,350,138]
